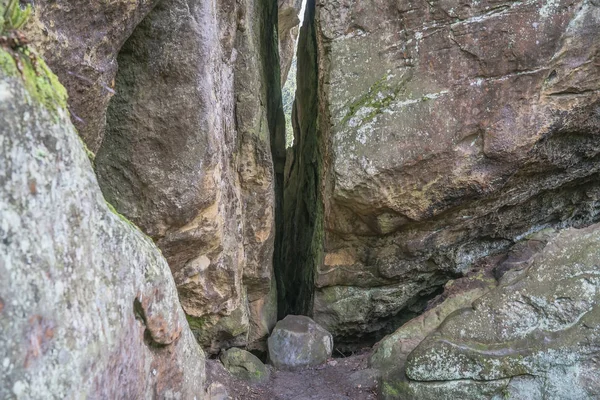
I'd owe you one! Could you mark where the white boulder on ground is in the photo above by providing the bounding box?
[267,315,333,370]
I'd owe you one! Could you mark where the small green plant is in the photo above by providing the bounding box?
[1,0,32,33]
[0,0,68,113]
[1,0,32,51]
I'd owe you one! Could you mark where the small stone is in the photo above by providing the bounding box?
[205,382,228,400]
[267,315,333,371]
[219,348,270,383]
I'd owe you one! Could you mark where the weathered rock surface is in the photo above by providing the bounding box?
[25,0,160,152]
[95,0,285,353]
[370,270,496,375]
[283,0,600,347]
[387,223,600,399]
[279,0,303,85]
[370,229,555,379]
[268,315,333,370]
[205,382,229,400]
[220,348,270,383]
[0,23,204,399]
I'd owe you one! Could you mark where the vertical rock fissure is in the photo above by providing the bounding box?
[265,0,289,327]
[276,0,321,319]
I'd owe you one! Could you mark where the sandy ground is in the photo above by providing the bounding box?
[205,349,380,400]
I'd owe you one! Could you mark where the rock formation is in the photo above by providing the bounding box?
[25,0,161,152]
[3,0,600,397]
[0,4,205,396]
[283,0,600,351]
[94,0,285,353]
[279,0,303,85]
[370,269,497,375]
[25,0,291,355]
[389,223,600,399]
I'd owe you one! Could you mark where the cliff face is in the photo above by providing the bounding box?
[94,0,285,353]
[285,0,600,348]
[0,6,204,396]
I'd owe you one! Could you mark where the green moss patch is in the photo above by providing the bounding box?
[340,73,406,127]
[1,0,31,32]
[1,0,68,114]
[186,314,208,331]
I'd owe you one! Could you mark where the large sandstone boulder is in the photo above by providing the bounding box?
[387,223,600,399]
[0,13,204,398]
[268,315,333,370]
[370,270,497,375]
[282,0,600,348]
[95,0,285,353]
[370,230,555,377]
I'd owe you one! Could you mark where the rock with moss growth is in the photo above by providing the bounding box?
[286,0,600,349]
[220,348,270,384]
[392,223,600,399]
[268,315,333,371]
[0,32,205,399]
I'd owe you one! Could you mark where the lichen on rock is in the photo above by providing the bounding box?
[0,25,204,398]
[396,223,600,398]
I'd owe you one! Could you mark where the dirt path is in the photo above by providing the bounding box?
[205,350,380,400]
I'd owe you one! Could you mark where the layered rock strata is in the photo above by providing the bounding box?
[387,223,600,399]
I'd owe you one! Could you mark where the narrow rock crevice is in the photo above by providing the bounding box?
[276,0,321,319]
